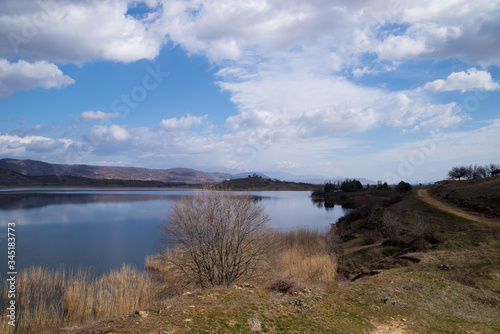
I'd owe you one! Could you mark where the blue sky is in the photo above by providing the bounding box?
[1,0,500,183]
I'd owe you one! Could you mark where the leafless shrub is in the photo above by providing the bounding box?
[160,188,271,288]
[268,279,297,294]
[410,213,427,239]
[382,211,402,244]
[363,229,382,245]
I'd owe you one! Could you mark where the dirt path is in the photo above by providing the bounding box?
[417,189,500,225]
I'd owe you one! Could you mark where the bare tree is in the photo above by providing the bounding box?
[473,165,488,179]
[448,166,467,180]
[463,165,474,180]
[161,189,271,288]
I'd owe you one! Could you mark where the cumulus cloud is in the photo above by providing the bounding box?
[87,125,129,143]
[158,0,359,63]
[0,0,163,63]
[0,134,72,159]
[217,60,465,141]
[0,59,74,98]
[77,111,121,123]
[423,68,500,93]
[159,114,208,131]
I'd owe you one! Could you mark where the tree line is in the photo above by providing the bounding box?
[448,163,499,181]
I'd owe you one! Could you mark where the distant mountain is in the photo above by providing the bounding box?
[0,158,377,186]
[0,167,32,185]
[0,167,190,187]
[0,159,222,184]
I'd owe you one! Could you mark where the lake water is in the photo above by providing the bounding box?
[0,188,348,277]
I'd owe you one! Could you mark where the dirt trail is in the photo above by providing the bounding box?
[417,189,500,225]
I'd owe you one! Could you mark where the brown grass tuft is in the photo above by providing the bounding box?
[273,228,338,286]
[0,264,157,333]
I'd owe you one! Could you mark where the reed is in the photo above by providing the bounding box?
[274,228,338,285]
[0,264,157,333]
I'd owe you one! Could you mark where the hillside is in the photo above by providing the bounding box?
[0,167,190,188]
[0,158,222,184]
[214,175,316,190]
[428,176,500,218]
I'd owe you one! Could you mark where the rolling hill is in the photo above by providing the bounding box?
[0,158,222,184]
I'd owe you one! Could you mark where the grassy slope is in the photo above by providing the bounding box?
[59,182,500,334]
[429,177,500,218]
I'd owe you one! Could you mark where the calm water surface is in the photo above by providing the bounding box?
[0,188,348,276]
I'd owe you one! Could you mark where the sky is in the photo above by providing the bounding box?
[0,0,499,183]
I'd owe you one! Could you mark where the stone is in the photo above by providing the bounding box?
[247,317,262,332]
[136,310,148,318]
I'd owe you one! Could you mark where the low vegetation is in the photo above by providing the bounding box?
[0,264,156,333]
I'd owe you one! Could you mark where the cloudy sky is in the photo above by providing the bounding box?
[1,0,499,183]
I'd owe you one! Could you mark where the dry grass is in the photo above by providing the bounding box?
[148,228,338,291]
[0,264,157,333]
[273,228,338,286]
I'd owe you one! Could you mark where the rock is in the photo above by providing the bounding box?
[247,317,262,332]
[235,283,254,289]
[159,330,175,334]
[136,310,148,318]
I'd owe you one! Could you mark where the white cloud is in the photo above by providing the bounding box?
[0,134,73,159]
[0,59,74,98]
[87,124,129,143]
[78,111,121,123]
[159,114,208,131]
[0,0,163,63]
[423,68,500,93]
[217,60,465,141]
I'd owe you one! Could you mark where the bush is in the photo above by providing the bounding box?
[268,279,297,293]
[395,181,412,193]
[363,230,382,245]
[381,211,402,244]
[161,188,271,288]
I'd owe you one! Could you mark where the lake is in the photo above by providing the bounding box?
[0,188,348,277]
